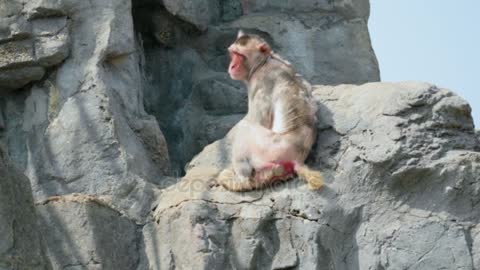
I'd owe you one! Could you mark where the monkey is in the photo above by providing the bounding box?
[217,30,324,191]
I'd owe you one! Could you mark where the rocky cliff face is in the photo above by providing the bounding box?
[0,0,478,269]
[157,82,480,269]
[134,0,379,174]
[0,147,48,269]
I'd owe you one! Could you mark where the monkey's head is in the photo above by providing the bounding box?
[228,30,272,81]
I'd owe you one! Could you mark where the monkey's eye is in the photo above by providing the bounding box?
[229,51,245,60]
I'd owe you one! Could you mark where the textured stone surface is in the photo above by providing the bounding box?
[1,0,479,269]
[0,147,47,270]
[36,195,138,270]
[0,110,4,130]
[150,82,480,269]
[237,0,370,19]
[0,3,30,42]
[135,0,379,173]
[0,1,70,91]
[0,40,36,69]
[163,0,221,31]
[1,0,170,224]
[0,66,45,91]
[230,14,378,84]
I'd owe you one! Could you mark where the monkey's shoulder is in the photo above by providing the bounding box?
[274,75,310,96]
[251,66,312,101]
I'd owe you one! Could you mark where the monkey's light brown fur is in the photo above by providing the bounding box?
[219,30,324,192]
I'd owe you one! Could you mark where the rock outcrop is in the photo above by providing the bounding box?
[150,82,480,269]
[134,0,379,173]
[1,0,170,223]
[0,1,69,90]
[36,195,139,270]
[0,0,479,269]
[0,147,47,270]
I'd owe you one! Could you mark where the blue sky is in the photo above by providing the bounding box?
[369,0,479,128]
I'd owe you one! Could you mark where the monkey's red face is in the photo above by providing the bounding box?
[228,32,272,81]
[228,50,248,81]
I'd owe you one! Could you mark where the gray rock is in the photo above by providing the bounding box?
[24,0,67,19]
[33,17,70,66]
[234,0,329,14]
[0,147,47,270]
[472,225,480,269]
[150,82,480,269]
[0,92,29,168]
[31,16,67,36]
[0,9,70,91]
[163,0,221,31]
[36,195,138,270]
[0,66,45,91]
[1,0,170,223]
[238,0,370,19]
[0,0,23,18]
[335,0,370,19]
[34,31,70,67]
[1,0,479,269]
[0,110,4,131]
[138,0,379,173]
[221,0,242,22]
[0,40,35,69]
[0,17,70,70]
[230,14,379,84]
[0,16,31,42]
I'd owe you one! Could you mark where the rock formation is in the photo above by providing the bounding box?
[152,82,479,269]
[0,146,48,269]
[134,0,379,174]
[0,0,478,269]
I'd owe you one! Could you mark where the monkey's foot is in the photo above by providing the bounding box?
[254,161,295,183]
[218,168,256,192]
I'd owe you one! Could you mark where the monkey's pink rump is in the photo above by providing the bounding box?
[256,161,295,182]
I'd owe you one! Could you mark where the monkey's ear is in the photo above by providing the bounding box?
[258,43,271,54]
[237,30,246,38]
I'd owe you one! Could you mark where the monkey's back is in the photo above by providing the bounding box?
[247,63,316,133]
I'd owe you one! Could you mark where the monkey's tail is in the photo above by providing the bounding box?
[294,164,324,190]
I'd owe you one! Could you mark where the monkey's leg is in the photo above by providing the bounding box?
[219,121,271,191]
[256,125,324,190]
[249,125,324,190]
[219,160,324,192]
[220,163,293,191]
[254,162,324,190]
[241,125,299,187]
[219,122,323,191]
[218,168,253,191]
[218,157,260,191]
